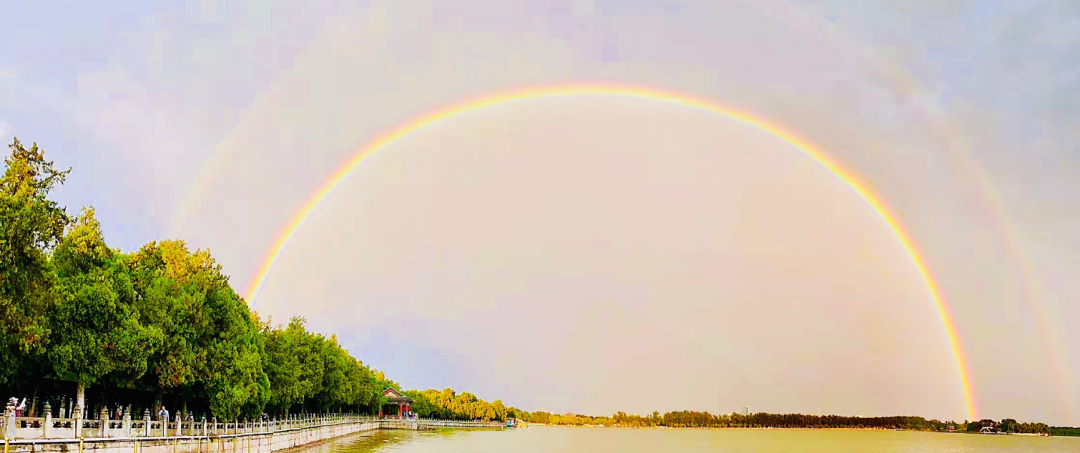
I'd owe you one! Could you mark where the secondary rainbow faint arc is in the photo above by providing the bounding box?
[243,84,978,420]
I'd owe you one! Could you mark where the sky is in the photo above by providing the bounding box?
[1,0,1078,424]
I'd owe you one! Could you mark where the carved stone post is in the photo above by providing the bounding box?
[201,416,207,437]
[211,417,217,436]
[123,406,131,437]
[73,402,83,438]
[43,401,53,438]
[176,412,182,437]
[143,409,151,437]
[101,406,110,438]
[5,399,16,440]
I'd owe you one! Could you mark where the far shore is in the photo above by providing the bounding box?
[525,424,1055,436]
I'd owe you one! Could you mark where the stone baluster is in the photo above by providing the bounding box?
[5,398,16,440]
[123,406,131,437]
[73,402,83,438]
[201,416,207,437]
[211,417,217,436]
[176,412,182,437]
[43,401,53,438]
[143,409,151,437]
[101,406,110,437]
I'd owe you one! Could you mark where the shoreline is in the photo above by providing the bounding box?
[527,424,1056,436]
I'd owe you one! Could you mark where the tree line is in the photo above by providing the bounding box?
[403,388,525,421]
[965,419,1050,434]
[521,411,1076,435]
[0,139,401,421]
[522,411,961,430]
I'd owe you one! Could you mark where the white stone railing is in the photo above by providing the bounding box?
[1,401,503,440]
[1,401,383,440]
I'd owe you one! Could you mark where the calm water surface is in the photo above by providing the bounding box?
[297,425,1079,453]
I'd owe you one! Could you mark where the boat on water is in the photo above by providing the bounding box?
[506,418,518,428]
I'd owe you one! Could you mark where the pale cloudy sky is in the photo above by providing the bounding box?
[2,0,1078,424]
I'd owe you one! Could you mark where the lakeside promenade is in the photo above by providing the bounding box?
[0,404,503,453]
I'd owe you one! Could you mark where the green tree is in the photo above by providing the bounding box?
[0,138,69,385]
[202,284,269,420]
[48,208,162,413]
[129,240,268,419]
[262,318,305,415]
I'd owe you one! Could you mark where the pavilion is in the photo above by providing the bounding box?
[379,388,412,418]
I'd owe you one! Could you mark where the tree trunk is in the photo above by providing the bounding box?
[76,382,86,416]
[154,387,165,415]
[29,382,39,417]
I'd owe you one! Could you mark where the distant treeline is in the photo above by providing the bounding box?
[1050,426,1080,437]
[525,411,961,430]
[966,419,1051,434]
[525,411,1074,435]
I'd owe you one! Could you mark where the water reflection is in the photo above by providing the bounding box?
[286,426,1080,453]
[290,429,475,453]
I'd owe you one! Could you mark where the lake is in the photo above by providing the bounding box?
[293,425,1080,453]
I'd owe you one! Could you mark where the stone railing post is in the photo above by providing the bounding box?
[5,399,16,440]
[43,401,53,438]
[73,403,83,438]
[176,412,182,437]
[101,406,110,437]
[201,416,207,437]
[123,406,131,437]
[143,409,151,437]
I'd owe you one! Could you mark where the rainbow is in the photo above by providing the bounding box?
[240,84,978,420]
